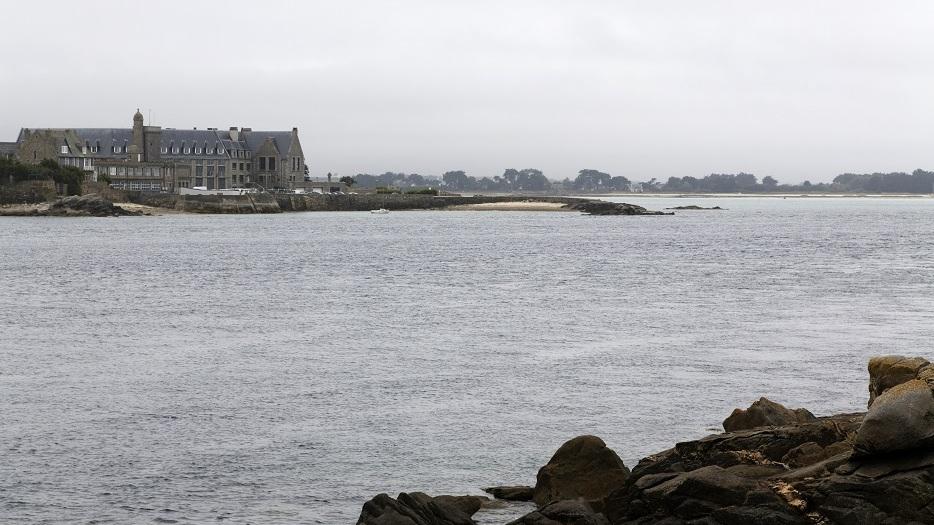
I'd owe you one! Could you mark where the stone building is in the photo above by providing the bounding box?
[11,110,307,192]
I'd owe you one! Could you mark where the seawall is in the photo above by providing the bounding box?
[131,192,282,213]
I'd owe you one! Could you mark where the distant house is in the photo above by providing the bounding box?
[12,110,307,192]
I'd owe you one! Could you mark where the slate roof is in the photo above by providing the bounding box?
[70,128,133,157]
[16,127,297,160]
[242,131,294,156]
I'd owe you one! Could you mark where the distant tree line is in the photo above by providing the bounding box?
[352,172,441,189]
[338,167,934,194]
[829,170,934,194]
[649,170,934,194]
[442,169,551,192]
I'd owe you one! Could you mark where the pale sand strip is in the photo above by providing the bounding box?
[113,202,184,215]
[446,201,571,211]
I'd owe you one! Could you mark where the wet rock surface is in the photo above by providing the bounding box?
[361,355,934,524]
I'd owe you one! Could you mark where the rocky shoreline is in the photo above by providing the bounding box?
[1,194,671,216]
[357,355,934,524]
[0,194,143,217]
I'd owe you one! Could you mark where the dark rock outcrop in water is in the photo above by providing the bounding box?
[533,435,630,508]
[47,194,139,217]
[565,201,672,216]
[356,492,489,525]
[722,397,817,432]
[359,355,934,524]
[665,205,724,210]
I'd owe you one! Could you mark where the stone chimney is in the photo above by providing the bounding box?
[229,127,239,141]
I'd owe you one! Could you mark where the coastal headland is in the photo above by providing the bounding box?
[0,193,672,216]
[357,355,934,525]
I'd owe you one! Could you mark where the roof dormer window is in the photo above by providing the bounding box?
[61,145,69,154]
[161,147,168,154]
[218,148,225,155]
[172,147,179,154]
[184,147,190,154]
[114,145,122,153]
[195,147,202,154]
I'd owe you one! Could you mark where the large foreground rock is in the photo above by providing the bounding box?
[854,379,934,457]
[46,194,139,217]
[357,492,487,525]
[605,413,862,524]
[722,397,817,432]
[533,435,630,508]
[867,355,931,406]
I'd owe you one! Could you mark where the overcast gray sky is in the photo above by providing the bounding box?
[2,1,932,183]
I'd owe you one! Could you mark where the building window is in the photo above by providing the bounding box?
[246,162,251,171]
[184,147,190,154]
[161,147,168,154]
[259,157,266,170]
[239,162,244,171]
[269,157,276,171]
[82,146,87,155]
[114,145,121,153]
[195,147,202,154]
[218,148,224,155]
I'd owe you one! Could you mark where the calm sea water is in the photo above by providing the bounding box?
[2,196,933,524]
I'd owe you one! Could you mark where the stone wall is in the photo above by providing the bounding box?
[130,192,281,214]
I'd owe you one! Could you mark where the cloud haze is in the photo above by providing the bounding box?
[2,0,932,182]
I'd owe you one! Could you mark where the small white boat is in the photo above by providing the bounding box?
[370,208,389,214]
